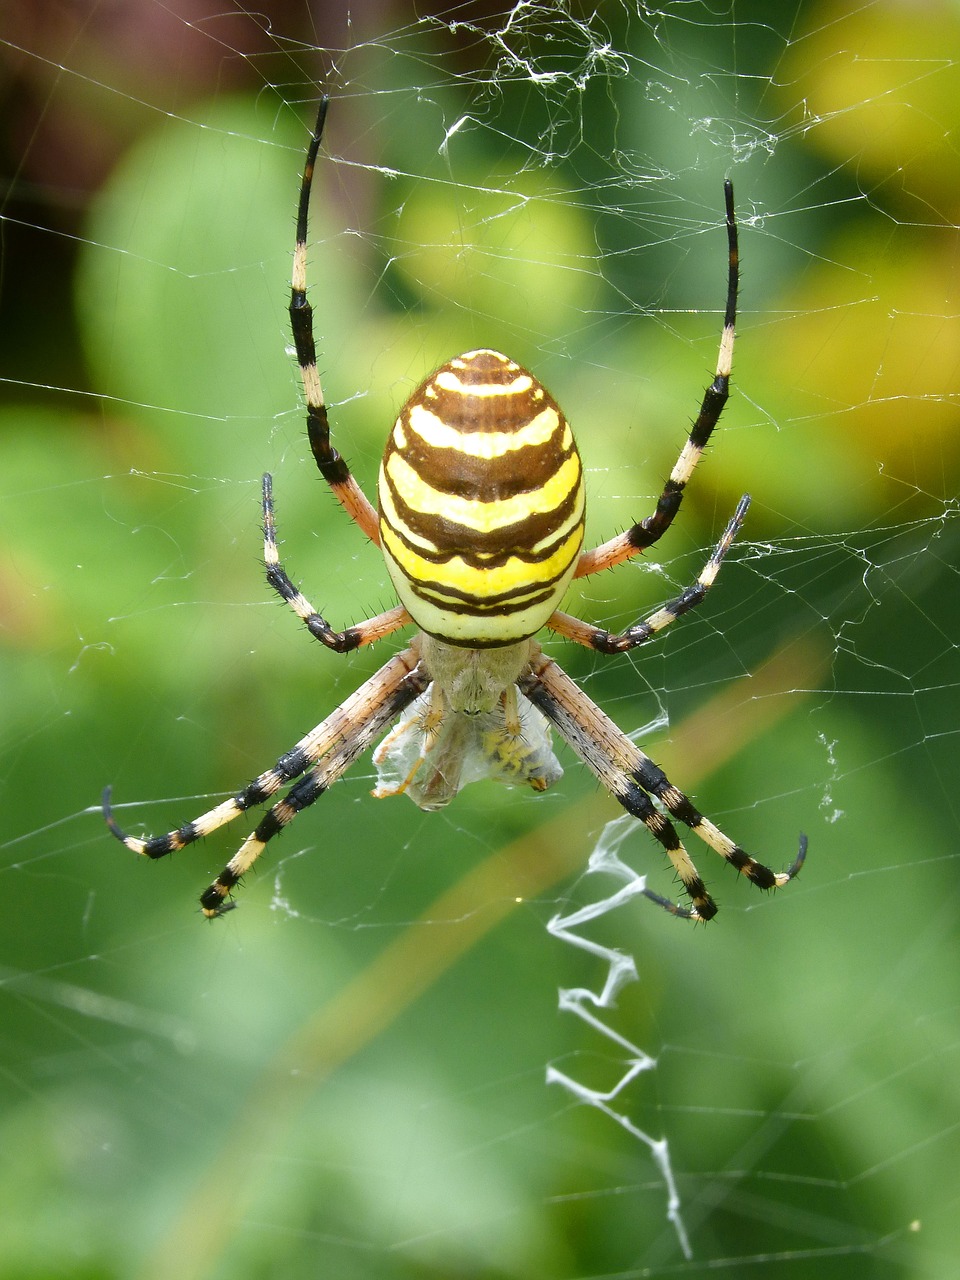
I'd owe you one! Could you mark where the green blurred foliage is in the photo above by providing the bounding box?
[1,3,958,1280]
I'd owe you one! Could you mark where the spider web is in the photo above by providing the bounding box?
[1,2,958,1277]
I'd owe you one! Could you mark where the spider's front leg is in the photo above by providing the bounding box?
[518,648,805,920]
[575,180,740,580]
[289,97,380,543]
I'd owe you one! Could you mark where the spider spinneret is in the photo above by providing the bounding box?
[103,96,806,920]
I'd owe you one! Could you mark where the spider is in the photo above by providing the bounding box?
[104,98,806,921]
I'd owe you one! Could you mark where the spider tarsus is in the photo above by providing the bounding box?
[649,831,808,922]
[732,492,751,522]
[642,887,710,923]
[295,97,329,247]
[784,832,808,882]
[101,785,123,838]
[102,785,141,850]
[723,177,735,222]
[741,832,808,893]
[312,95,330,144]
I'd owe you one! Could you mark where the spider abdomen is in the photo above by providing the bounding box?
[378,349,585,646]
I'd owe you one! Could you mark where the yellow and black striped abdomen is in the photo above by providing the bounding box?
[378,349,585,646]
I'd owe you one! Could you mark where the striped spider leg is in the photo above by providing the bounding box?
[519,499,807,920]
[571,177,739,586]
[288,96,379,546]
[104,98,805,920]
[519,645,807,921]
[104,644,429,917]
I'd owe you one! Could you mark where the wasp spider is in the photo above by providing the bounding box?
[104,98,806,920]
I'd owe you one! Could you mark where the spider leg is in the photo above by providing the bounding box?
[548,493,749,654]
[262,473,410,652]
[518,647,805,921]
[290,97,380,543]
[576,180,738,579]
[104,646,428,908]
[199,658,427,916]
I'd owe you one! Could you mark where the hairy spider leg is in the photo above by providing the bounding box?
[518,649,805,921]
[550,493,750,653]
[574,179,739,580]
[289,96,380,543]
[104,647,428,914]
[261,472,410,652]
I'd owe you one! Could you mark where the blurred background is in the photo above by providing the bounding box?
[1,2,958,1277]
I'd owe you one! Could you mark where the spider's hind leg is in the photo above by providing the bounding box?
[518,648,805,920]
[104,646,429,917]
[198,647,428,916]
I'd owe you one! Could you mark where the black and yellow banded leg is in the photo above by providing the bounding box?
[575,179,739,580]
[548,493,750,654]
[289,97,380,544]
[104,647,429,901]
[518,648,805,920]
[199,653,430,917]
[261,473,410,652]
